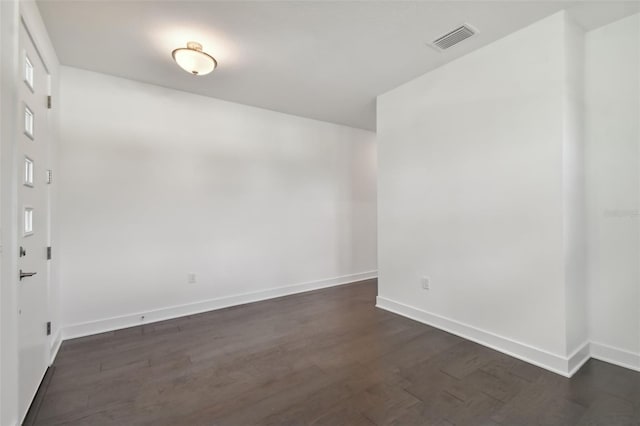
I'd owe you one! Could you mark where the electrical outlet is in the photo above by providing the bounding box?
[421,276,430,290]
[188,273,197,284]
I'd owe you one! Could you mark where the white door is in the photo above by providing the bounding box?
[17,20,51,420]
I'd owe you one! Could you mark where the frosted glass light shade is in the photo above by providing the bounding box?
[172,42,217,76]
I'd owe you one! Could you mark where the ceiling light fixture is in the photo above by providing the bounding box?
[172,41,217,76]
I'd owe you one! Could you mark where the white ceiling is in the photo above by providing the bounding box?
[38,1,639,130]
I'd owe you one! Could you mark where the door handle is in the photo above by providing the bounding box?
[19,270,37,281]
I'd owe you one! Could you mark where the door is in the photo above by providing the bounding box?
[17,20,51,419]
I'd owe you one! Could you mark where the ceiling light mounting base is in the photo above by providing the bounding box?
[186,41,202,51]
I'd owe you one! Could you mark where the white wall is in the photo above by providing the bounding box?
[586,14,640,369]
[376,12,587,375]
[58,67,377,337]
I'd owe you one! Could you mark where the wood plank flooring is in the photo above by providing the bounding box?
[29,280,640,425]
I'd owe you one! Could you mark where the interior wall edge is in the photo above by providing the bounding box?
[567,340,591,376]
[376,296,631,378]
[61,271,378,342]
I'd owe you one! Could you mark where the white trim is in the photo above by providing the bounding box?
[55,279,640,379]
[49,330,61,365]
[62,271,378,341]
[377,296,586,377]
[567,341,591,376]
[19,365,48,426]
[590,341,640,372]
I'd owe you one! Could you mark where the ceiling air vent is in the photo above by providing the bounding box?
[431,24,477,51]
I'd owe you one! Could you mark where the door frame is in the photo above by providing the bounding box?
[17,13,53,422]
[0,1,59,424]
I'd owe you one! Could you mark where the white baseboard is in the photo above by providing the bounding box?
[376,296,589,377]
[58,277,640,378]
[590,341,640,372]
[62,271,378,341]
[50,330,62,365]
[567,341,591,376]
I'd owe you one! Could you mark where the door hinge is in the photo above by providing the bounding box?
[46,321,51,336]
[46,169,52,185]
[46,246,52,260]
[47,95,52,109]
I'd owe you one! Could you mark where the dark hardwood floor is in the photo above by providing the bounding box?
[29,280,640,425]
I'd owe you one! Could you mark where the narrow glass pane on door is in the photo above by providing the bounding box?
[24,55,34,90]
[24,106,34,138]
[23,207,33,235]
[24,157,34,187]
